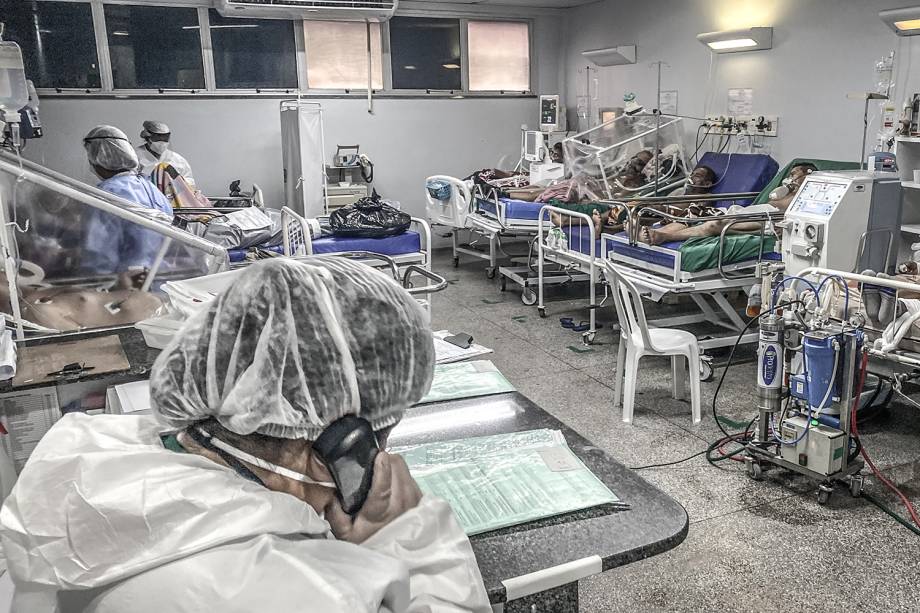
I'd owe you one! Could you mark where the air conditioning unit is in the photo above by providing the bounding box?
[215,0,398,22]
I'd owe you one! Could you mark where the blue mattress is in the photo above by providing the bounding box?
[477,197,546,221]
[311,231,422,256]
[606,231,780,270]
[698,152,779,207]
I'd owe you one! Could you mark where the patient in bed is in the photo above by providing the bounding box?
[636,162,816,246]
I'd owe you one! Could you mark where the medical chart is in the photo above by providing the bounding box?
[0,387,61,473]
[392,429,626,535]
[417,360,515,405]
[433,329,493,364]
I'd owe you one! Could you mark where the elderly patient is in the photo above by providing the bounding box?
[0,257,491,613]
[637,163,817,245]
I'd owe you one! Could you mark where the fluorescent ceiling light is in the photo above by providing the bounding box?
[707,38,757,50]
[404,65,417,70]
[696,27,772,53]
[442,63,460,70]
[881,7,920,35]
[112,31,130,36]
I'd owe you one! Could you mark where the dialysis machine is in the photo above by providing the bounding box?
[745,170,904,504]
[781,170,902,276]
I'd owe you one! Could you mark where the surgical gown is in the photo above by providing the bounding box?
[81,172,174,275]
[0,413,492,613]
[136,145,196,187]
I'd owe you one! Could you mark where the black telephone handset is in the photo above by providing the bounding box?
[313,415,379,515]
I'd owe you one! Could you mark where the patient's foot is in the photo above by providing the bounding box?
[593,210,603,239]
[639,226,667,246]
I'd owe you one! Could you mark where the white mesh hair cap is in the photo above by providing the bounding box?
[150,257,434,439]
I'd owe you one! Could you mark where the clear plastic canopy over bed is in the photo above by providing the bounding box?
[562,114,690,201]
[0,151,229,338]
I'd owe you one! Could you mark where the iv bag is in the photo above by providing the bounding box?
[0,42,28,114]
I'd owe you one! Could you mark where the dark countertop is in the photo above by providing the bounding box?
[3,327,160,393]
[388,392,689,605]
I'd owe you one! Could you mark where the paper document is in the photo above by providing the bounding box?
[106,380,151,415]
[433,330,493,364]
[392,429,626,535]
[417,360,515,405]
[0,388,61,473]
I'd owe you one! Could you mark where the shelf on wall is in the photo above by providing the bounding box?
[897,136,920,143]
[902,223,920,234]
[903,181,920,189]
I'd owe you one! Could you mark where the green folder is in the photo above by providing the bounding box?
[416,360,516,405]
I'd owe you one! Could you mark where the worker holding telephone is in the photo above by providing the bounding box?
[0,258,490,612]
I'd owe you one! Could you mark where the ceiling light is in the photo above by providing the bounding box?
[581,45,637,66]
[442,63,460,70]
[696,27,772,53]
[881,7,920,35]
[404,65,417,70]
[112,31,130,36]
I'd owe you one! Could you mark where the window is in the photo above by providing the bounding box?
[304,21,382,90]
[104,4,204,89]
[0,1,100,89]
[209,9,297,90]
[468,21,530,92]
[390,17,461,90]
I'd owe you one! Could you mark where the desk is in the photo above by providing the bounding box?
[389,392,688,613]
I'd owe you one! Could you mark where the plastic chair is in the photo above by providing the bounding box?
[606,265,702,424]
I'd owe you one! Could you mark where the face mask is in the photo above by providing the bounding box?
[195,427,337,489]
[768,176,801,201]
[147,140,169,156]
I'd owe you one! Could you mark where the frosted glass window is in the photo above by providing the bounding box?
[468,21,530,92]
[304,22,383,90]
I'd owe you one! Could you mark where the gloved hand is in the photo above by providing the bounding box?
[326,451,422,544]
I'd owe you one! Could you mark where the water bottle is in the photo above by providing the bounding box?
[0,41,28,117]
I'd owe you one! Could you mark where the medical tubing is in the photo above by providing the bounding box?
[863,491,920,537]
[818,275,850,320]
[851,353,920,529]
[771,276,821,310]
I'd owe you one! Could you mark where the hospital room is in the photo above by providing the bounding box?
[2,0,920,610]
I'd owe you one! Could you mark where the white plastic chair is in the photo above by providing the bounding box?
[606,265,702,424]
[424,175,472,228]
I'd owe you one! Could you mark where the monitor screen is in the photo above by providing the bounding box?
[541,96,558,125]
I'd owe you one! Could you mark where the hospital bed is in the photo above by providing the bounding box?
[519,153,775,349]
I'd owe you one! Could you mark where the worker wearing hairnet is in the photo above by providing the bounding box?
[0,258,491,613]
[136,120,196,187]
[82,125,173,288]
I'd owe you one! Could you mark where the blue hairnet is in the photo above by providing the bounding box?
[83,125,138,172]
[140,120,170,140]
[150,257,434,440]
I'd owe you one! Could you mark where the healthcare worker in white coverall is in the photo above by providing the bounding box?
[0,257,491,613]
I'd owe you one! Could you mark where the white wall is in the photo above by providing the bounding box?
[564,0,920,166]
[27,96,536,214]
[25,11,563,222]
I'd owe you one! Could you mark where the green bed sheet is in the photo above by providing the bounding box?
[678,235,776,272]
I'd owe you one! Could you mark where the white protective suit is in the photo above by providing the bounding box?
[136,145,196,187]
[0,413,491,613]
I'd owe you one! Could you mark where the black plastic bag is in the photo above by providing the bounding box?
[329,192,410,238]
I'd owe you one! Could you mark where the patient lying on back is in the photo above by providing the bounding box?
[637,162,816,246]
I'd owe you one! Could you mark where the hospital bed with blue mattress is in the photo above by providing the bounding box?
[532,153,779,351]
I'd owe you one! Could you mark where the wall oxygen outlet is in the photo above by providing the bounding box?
[703,115,779,137]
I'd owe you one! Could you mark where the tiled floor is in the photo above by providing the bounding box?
[428,248,920,613]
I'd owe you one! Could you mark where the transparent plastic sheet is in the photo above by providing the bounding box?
[416,360,515,405]
[0,151,228,334]
[563,114,689,200]
[391,429,625,535]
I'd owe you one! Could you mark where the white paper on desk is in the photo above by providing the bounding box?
[0,330,15,382]
[106,380,151,415]
[0,388,60,473]
[433,330,493,364]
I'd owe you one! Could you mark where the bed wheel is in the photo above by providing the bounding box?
[487,267,496,279]
[817,484,833,506]
[583,331,597,345]
[538,307,547,318]
[699,355,714,382]
[453,256,460,268]
[499,277,507,292]
[522,288,538,306]
[745,459,763,481]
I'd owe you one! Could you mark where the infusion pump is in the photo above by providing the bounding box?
[781,171,902,276]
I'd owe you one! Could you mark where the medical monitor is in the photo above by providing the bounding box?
[524,130,546,163]
[540,95,562,131]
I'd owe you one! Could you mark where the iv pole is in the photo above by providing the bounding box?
[650,61,669,196]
